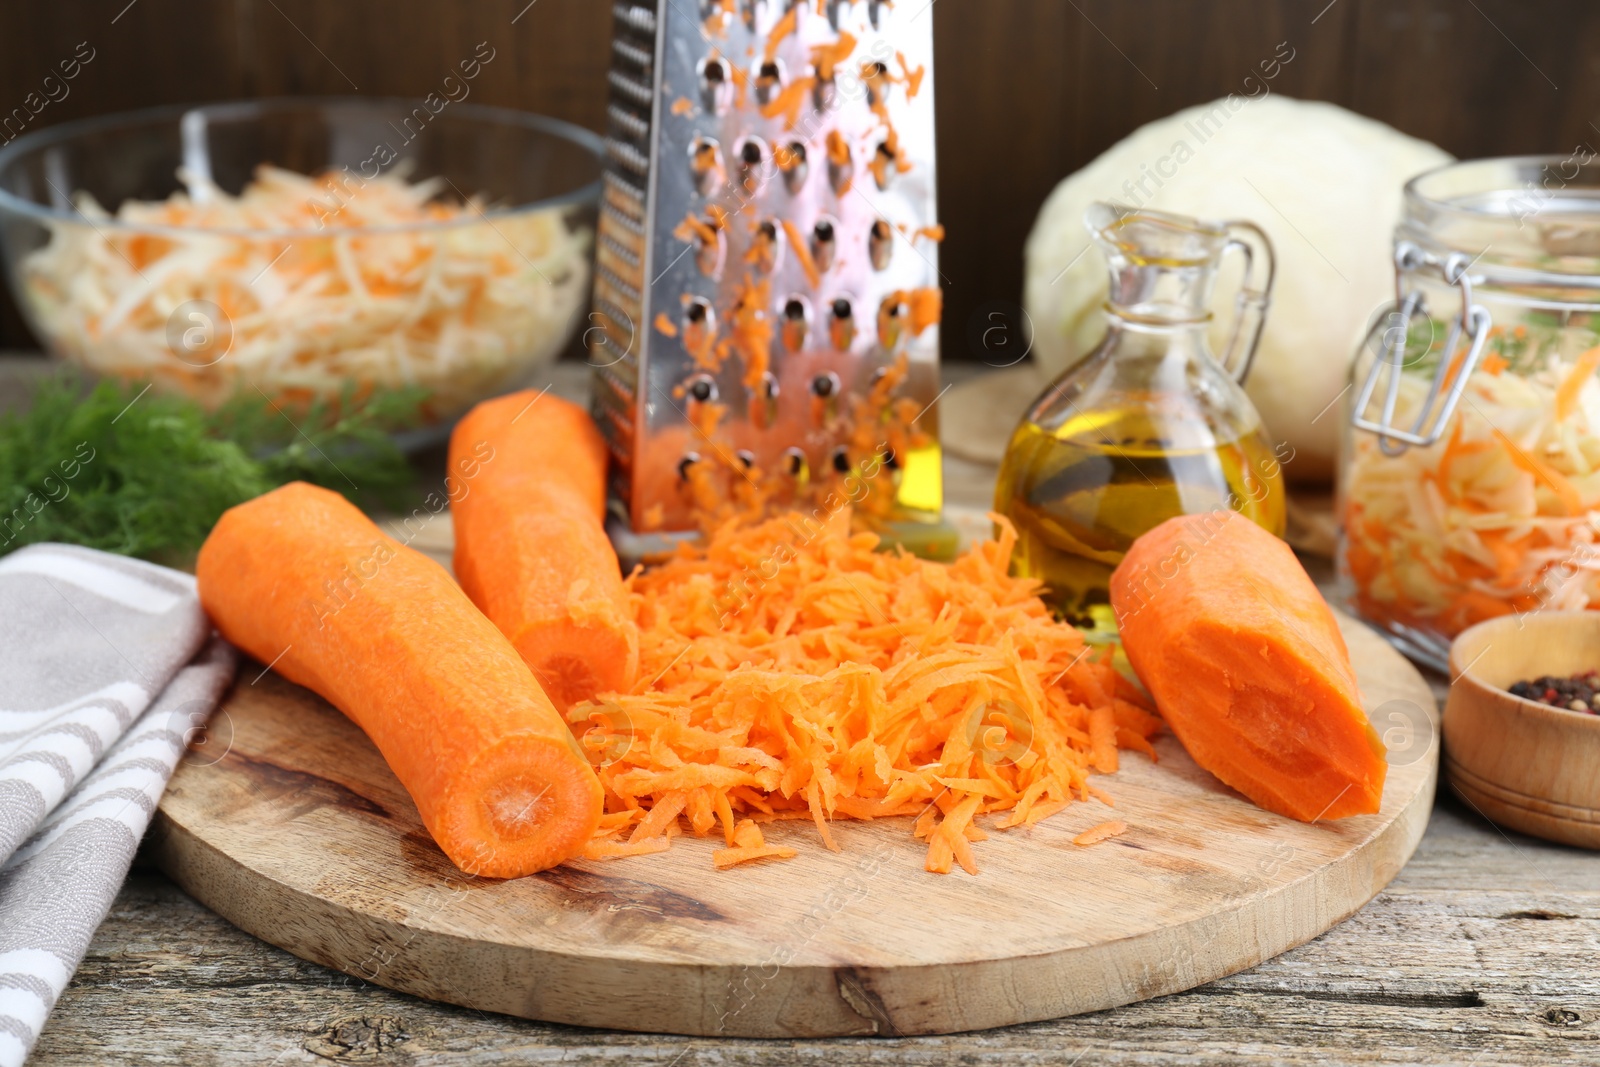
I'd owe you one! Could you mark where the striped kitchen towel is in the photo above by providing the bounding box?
[0,544,235,1067]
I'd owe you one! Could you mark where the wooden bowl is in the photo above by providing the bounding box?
[1444,612,1600,848]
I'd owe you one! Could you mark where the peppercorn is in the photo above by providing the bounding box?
[1507,670,1600,714]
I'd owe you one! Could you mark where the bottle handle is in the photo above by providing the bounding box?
[1218,220,1276,384]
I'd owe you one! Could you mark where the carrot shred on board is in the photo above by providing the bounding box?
[569,510,1159,875]
[1073,820,1128,847]
[712,819,799,869]
[584,838,673,861]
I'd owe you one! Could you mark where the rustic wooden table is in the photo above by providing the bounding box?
[35,796,1599,1066]
[5,356,1598,1065]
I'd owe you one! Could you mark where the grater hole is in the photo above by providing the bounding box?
[812,216,839,272]
[832,446,852,474]
[777,141,809,193]
[874,141,898,190]
[689,137,724,197]
[863,61,892,110]
[783,447,809,479]
[736,449,757,470]
[781,295,811,352]
[683,297,717,351]
[810,371,842,428]
[699,57,733,115]
[755,59,786,106]
[750,218,784,275]
[734,136,770,196]
[868,219,894,270]
[878,295,908,350]
[749,371,780,430]
[677,453,702,482]
[881,445,899,471]
[689,217,725,277]
[813,76,839,112]
[829,297,856,350]
[687,374,718,403]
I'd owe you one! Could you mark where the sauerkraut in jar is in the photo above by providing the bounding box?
[1340,154,1600,669]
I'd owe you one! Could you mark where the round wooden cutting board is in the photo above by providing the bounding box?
[150,610,1438,1038]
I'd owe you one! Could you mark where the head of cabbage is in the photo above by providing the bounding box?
[1023,96,1450,483]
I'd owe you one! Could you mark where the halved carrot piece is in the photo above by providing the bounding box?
[197,482,603,878]
[449,391,639,710]
[1110,511,1387,822]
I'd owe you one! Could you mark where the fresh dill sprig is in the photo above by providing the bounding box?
[208,382,427,509]
[0,374,425,562]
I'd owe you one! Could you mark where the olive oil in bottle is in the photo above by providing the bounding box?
[996,202,1285,622]
[996,402,1286,622]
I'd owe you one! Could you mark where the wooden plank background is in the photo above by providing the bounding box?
[0,0,1594,360]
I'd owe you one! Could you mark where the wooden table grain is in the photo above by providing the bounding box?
[33,797,1600,1066]
[6,355,1598,1065]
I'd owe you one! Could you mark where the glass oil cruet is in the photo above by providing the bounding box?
[995,202,1287,624]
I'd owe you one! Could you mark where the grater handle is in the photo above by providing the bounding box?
[1217,220,1276,384]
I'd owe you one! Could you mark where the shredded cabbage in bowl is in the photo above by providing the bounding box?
[1342,323,1600,647]
[19,165,592,419]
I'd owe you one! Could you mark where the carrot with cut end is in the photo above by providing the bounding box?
[450,391,639,710]
[196,482,603,878]
[1110,511,1388,822]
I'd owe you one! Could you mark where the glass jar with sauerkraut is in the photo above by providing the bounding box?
[0,100,601,439]
[1341,155,1600,668]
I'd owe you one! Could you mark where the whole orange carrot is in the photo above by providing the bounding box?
[449,390,638,709]
[196,481,603,878]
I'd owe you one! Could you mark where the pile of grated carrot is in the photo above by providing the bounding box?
[567,508,1160,875]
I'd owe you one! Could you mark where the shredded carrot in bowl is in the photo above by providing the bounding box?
[21,164,592,418]
[571,509,1160,875]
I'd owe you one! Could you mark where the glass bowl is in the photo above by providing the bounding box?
[0,98,602,437]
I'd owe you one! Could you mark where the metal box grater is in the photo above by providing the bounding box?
[590,0,946,545]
